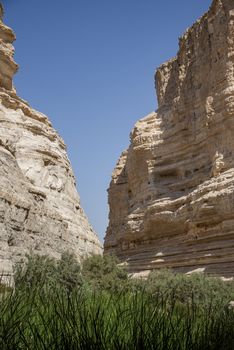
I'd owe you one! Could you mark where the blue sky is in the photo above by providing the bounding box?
[3,0,211,241]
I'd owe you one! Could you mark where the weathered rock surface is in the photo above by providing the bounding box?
[104,0,234,277]
[0,13,102,279]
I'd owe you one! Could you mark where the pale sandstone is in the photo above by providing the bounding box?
[0,12,102,278]
[104,0,234,277]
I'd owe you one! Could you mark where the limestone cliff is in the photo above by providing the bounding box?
[0,11,102,279]
[104,0,234,277]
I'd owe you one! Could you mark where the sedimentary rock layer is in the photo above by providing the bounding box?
[0,13,102,279]
[104,0,234,277]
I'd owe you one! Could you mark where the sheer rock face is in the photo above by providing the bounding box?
[0,15,102,279]
[104,0,234,277]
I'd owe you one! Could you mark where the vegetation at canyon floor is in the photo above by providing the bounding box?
[0,254,233,350]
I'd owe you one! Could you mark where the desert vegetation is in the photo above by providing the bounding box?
[0,253,233,349]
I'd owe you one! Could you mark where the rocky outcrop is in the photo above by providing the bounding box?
[104,0,234,278]
[0,12,102,280]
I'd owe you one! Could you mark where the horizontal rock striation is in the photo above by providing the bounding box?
[0,12,102,280]
[104,0,234,277]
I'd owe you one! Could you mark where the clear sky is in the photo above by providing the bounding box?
[3,0,212,242]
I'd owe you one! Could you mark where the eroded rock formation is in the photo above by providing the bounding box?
[0,11,102,279]
[104,0,234,277]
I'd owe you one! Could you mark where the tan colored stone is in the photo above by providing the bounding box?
[104,0,234,278]
[0,10,102,278]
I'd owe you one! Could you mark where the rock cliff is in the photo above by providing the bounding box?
[104,0,234,277]
[0,11,102,280]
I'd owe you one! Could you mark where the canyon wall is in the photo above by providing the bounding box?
[0,12,102,279]
[104,0,234,277]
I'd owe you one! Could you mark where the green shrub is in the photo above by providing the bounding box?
[147,269,234,307]
[56,252,83,292]
[82,254,129,292]
[14,252,83,292]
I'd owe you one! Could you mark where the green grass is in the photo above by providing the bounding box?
[0,254,233,349]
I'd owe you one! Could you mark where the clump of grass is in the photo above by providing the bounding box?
[0,254,233,349]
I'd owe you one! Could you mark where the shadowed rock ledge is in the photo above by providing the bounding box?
[0,8,102,280]
[104,0,234,278]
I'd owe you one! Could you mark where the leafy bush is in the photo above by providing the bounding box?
[14,252,83,292]
[82,254,128,291]
[56,252,83,292]
[147,269,234,307]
